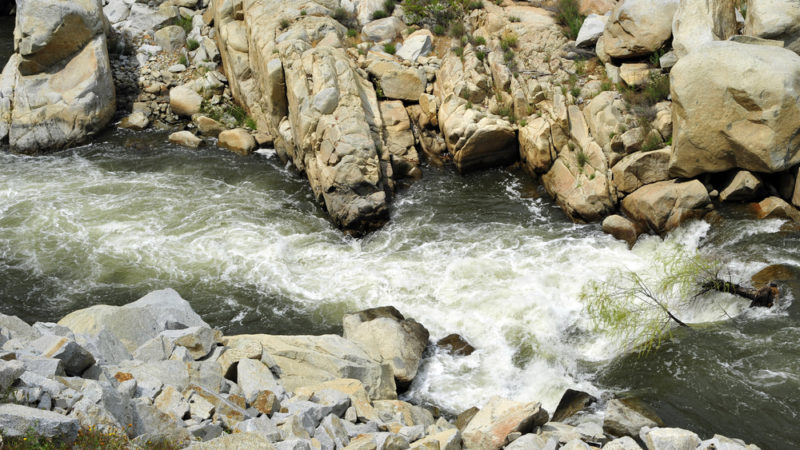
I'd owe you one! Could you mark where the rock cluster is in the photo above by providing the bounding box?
[0,289,763,450]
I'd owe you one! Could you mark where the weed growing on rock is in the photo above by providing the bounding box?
[245,117,257,130]
[372,9,389,20]
[500,34,518,51]
[178,54,188,66]
[450,22,466,38]
[473,35,486,46]
[384,0,398,13]
[556,0,584,40]
[186,39,199,51]
[468,0,484,9]
[176,15,193,33]
[403,0,477,28]
[279,18,290,30]
[332,7,350,25]
[383,42,397,55]
[433,24,446,35]
[300,9,307,16]
[509,15,521,23]
[453,46,464,58]
[576,149,589,170]
[641,133,664,152]
[475,50,486,61]
[347,28,358,38]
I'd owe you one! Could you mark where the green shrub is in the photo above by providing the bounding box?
[178,54,188,66]
[503,49,514,62]
[186,39,199,51]
[473,35,486,46]
[450,22,466,38]
[300,9,307,16]
[347,28,358,38]
[403,0,474,27]
[644,72,670,104]
[475,50,486,61]
[332,7,349,23]
[575,59,585,75]
[245,117,257,130]
[576,149,589,169]
[500,34,518,51]
[570,86,581,98]
[453,46,464,57]
[279,18,290,30]
[433,24,446,35]
[600,80,613,92]
[468,0,484,9]
[508,15,520,22]
[556,0,584,40]
[175,15,193,33]
[372,9,389,20]
[383,42,397,54]
[384,0,397,13]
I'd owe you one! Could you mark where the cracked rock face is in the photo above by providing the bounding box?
[1,0,115,153]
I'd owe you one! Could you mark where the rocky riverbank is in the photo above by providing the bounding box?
[0,289,761,449]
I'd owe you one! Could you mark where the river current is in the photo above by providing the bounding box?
[1,131,798,448]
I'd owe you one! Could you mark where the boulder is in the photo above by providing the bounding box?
[154,385,190,421]
[584,91,627,149]
[132,398,192,445]
[603,436,643,450]
[170,85,204,117]
[436,334,476,356]
[29,335,95,376]
[218,128,257,155]
[640,427,701,450]
[602,0,680,59]
[672,0,738,58]
[602,214,644,248]
[669,42,800,178]
[621,180,710,234]
[119,112,149,131]
[343,307,429,386]
[744,0,800,55]
[603,399,660,438]
[576,14,608,48]
[294,378,379,423]
[372,399,434,428]
[380,101,420,179]
[0,404,79,442]
[396,33,433,62]
[611,148,671,194]
[237,358,285,402]
[580,0,618,15]
[58,289,208,354]
[191,432,277,449]
[368,61,427,102]
[719,170,762,202]
[194,115,226,136]
[438,96,518,173]
[542,141,618,223]
[169,131,203,149]
[154,25,187,53]
[619,63,651,87]
[552,389,599,422]
[753,196,800,222]
[519,117,556,175]
[223,334,396,400]
[362,17,404,42]
[462,396,549,450]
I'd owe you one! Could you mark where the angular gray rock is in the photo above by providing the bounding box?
[603,399,660,438]
[0,403,79,443]
[29,335,96,376]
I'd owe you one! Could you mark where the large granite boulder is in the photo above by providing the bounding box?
[744,0,800,55]
[621,180,710,234]
[0,0,115,153]
[669,42,800,177]
[519,117,556,175]
[57,289,209,354]
[611,148,671,194]
[342,307,429,387]
[462,396,549,450]
[671,0,738,58]
[601,0,681,59]
[222,334,397,401]
[0,404,80,443]
[542,141,618,223]
[214,0,394,235]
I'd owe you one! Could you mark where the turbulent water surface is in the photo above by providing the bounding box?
[1,131,799,449]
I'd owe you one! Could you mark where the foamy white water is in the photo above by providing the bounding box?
[0,137,796,429]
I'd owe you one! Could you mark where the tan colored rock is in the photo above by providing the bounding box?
[568,105,590,149]
[362,16,404,42]
[621,179,711,234]
[154,385,189,421]
[372,400,434,428]
[343,307,429,386]
[169,85,203,117]
[602,0,680,59]
[672,0,738,58]
[194,115,226,136]
[217,337,263,378]
[669,42,800,178]
[294,378,379,423]
[542,141,618,223]
[119,112,149,131]
[744,0,800,55]
[224,334,396,400]
[611,148,671,194]
[369,61,427,102]
[462,396,549,450]
[438,96,518,173]
[413,429,461,450]
[169,131,203,148]
[793,167,800,208]
[619,63,651,87]
[602,215,644,247]
[519,117,555,175]
[154,25,186,53]
[719,170,762,202]
[580,0,618,15]
[584,91,627,149]
[218,128,256,155]
[190,432,276,449]
[754,197,800,222]
[380,101,420,179]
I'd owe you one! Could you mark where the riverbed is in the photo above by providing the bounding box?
[0,130,798,448]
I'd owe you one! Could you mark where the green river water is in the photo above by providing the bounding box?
[1,131,798,448]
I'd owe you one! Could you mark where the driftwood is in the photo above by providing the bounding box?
[701,279,779,308]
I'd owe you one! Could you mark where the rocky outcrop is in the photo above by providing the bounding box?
[671,0,738,58]
[542,141,617,223]
[601,0,681,59]
[519,117,556,175]
[744,0,800,55]
[0,0,115,153]
[343,306,429,387]
[213,0,394,235]
[669,42,800,178]
[621,179,711,234]
[611,148,671,194]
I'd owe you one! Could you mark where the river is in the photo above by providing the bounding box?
[0,130,798,448]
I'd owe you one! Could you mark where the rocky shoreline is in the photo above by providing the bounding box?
[0,289,761,449]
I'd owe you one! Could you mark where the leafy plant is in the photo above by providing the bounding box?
[384,0,397,13]
[570,86,581,98]
[186,39,199,51]
[649,48,665,67]
[383,42,397,54]
[576,148,589,169]
[641,133,664,152]
[468,0,484,9]
[332,7,349,23]
[575,59,585,75]
[372,9,389,20]
[178,54,188,66]
[500,34,518,51]
[453,46,464,57]
[300,9,307,16]
[347,28,358,38]
[508,15,521,22]
[503,49,514,62]
[475,50,486,61]
[279,18,290,30]
[175,15,193,33]
[473,35,486,46]
[245,117,257,130]
[433,24,446,35]
[556,0,584,40]
[450,22,466,38]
